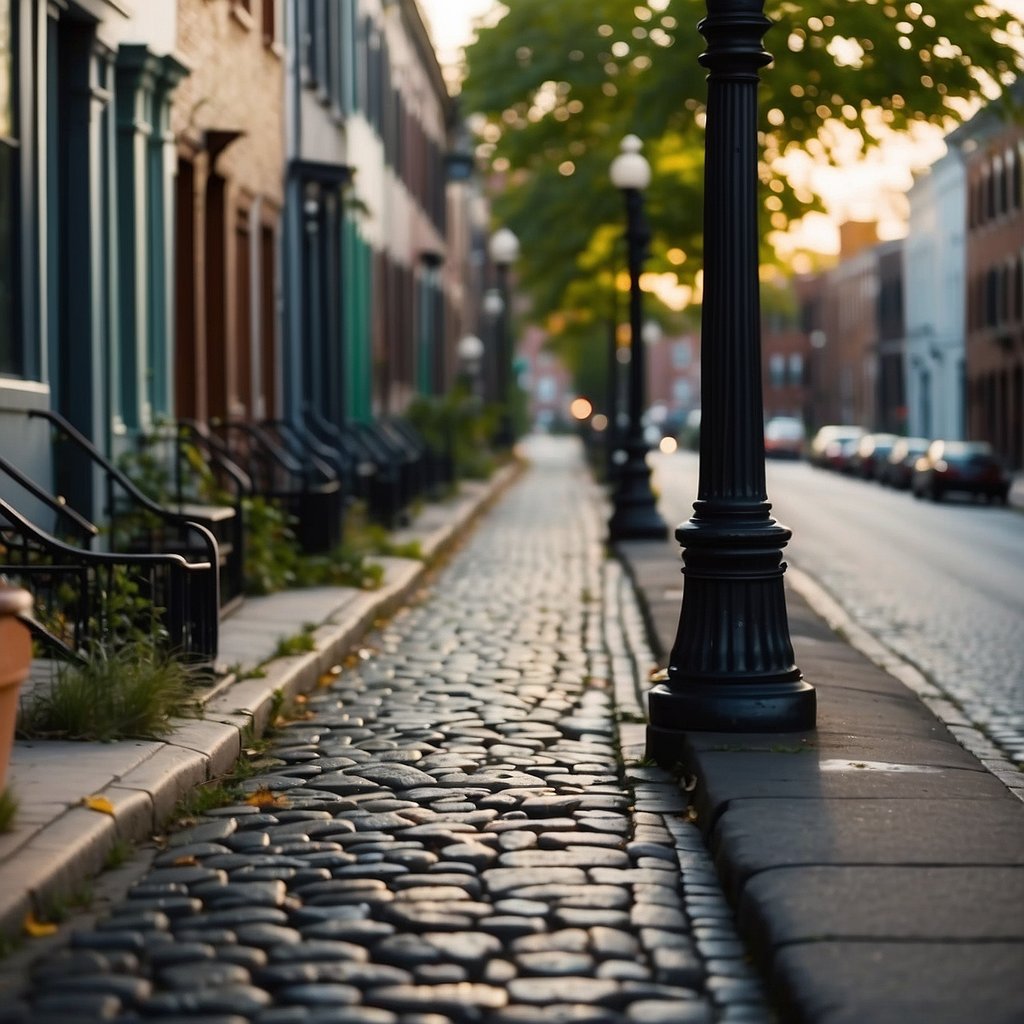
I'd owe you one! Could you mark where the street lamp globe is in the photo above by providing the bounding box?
[457,334,485,365]
[609,135,651,191]
[482,288,504,318]
[642,320,662,346]
[488,227,520,267]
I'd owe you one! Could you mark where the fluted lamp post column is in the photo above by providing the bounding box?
[488,228,520,448]
[607,136,669,541]
[646,0,815,754]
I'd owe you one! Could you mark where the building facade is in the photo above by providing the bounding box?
[903,146,967,441]
[284,0,465,432]
[956,81,1024,469]
[0,0,184,508]
[1,0,479,518]
[172,0,284,425]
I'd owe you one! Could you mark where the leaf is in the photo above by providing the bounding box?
[245,788,290,809]
[23,911,58,938]
[173,855,198,866]
[81,795,115,816]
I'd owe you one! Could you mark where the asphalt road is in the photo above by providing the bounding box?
[648,449,1024,768]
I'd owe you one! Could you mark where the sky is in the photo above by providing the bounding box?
[416,1,1017,259]
[418,0,499,82]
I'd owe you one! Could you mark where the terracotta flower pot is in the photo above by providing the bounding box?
[0,585,32,794]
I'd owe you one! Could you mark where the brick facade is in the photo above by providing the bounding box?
[172,0,284,422]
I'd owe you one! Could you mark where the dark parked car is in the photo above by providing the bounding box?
[808,425,865,469]
[911,440,1011,503]
[882,436,930,489]
[851,432,899,480]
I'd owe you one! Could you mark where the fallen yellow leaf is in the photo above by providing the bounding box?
[23,911,58,938]
[82,795,115,816]
[245,788,290,809]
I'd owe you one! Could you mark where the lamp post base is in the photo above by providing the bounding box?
[646,678,816,763]
[607,444,668,541]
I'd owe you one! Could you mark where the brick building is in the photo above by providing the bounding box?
[172,0,284,423]
[954,80,1024,469]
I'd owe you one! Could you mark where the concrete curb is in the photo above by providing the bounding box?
[0,460,523,940]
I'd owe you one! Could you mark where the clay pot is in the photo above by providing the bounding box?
[0,585,32,794]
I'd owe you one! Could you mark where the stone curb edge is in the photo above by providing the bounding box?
[0,460,524,941]
[785,563,1024,802]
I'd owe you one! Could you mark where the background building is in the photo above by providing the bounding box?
[957,80,1024,470]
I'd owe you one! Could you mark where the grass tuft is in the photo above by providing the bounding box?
[17,641,196,742]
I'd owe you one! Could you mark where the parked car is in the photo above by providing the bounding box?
[851,432,899,480]
[910,440,1011,503]
[764,417,806,459]
[808,425,865,469]
[882,436,930,489]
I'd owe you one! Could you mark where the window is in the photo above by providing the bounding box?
[672,339,692,368]
[788,353,804,386]
[262,0,276,45]
[0,0,20,376]
[673,379,692,405]
[769,354,785,388]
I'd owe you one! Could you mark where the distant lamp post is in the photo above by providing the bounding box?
[458,333,485,396]
[488,228,520,447]
[607,135,668,541]
[646,0,815,755]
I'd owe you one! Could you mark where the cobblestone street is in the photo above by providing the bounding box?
[1,437,770,1024]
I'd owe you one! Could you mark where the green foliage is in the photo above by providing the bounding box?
[171,782,240,821]
[272,629,317,660]
[406,385,502,481]
[39,884,94,922]
[462,0,1023,366]
[17,640,197,742]
[103,839,134,870]
[242,496,385,595]
[243,495,302,595]
[0,788,17,833]
[341,502,422,560]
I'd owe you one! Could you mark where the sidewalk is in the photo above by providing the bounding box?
[0,464,522,942]
[616,524,1024,1023]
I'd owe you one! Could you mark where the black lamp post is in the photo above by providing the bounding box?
[646,0,815,753]
[607,136,669,541]
[488,227,520,448]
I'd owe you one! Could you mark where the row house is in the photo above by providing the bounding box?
[903,144,966,441]
[646,329,700,433]
[285,0,470,431]
[799,222,897,433]
[761,279,813,428]
[954,79,1024,470]
[0,0,474,520]
[1,0,186,499]
[788,81,1022,470]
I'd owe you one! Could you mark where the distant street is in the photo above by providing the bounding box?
[649,449,1024,767]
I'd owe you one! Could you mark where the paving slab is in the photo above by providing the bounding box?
[712,797,1024,894]
[769,941,1024,1024]
[690,752,1007,822]
[739,865,1024,943]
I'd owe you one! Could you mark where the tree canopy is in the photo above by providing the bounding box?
[461,0,1023,378]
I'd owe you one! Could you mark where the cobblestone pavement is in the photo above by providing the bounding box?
[1,437,772,1024]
